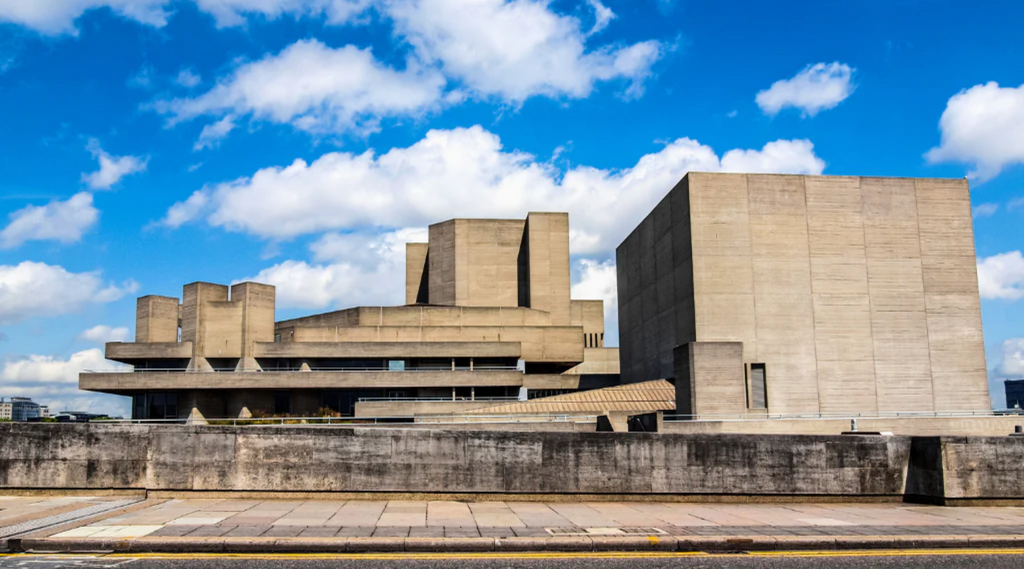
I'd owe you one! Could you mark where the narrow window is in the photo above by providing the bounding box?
[749,363,767,409]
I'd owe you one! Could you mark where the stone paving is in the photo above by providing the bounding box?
[31,498,1024,541]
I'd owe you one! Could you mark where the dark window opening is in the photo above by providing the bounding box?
[274,391,291,415]
[748,363,767,409]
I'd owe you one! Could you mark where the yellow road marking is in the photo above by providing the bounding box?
[2,549,1022,560]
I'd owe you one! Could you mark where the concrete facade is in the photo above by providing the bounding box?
[618,173,990,417]
[84,213,619,420]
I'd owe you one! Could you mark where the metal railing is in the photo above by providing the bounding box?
[83,366,522,374]
[663,409,1018,422]
[96,413,598,426]
[357,396,520,403]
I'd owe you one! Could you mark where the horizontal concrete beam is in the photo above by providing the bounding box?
[79,370,527,393]
[105,342,192,361]
[253,341,522,359]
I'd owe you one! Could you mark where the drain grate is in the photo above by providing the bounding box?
[0,499,141,539]
[546,527,667,536]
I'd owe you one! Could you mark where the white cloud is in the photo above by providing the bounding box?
[163,125,826,254]
[82,139,147,190]
[0,261,138,324]
[193,0,371,27]
[161,39,446,139]
[0,0,169,35]
[571,258,617,325]
[756,62,856,117]
[0,348,130,416]
[585,0,615,36]
[242,228,426,309]
[176,68,201,88]
[385,0,661,101]
[973,203,999,218]
[1000,338,1024,377]
[194,115,236,150]
[977,251,1024,301]
[78,325,131,343]
[0,0,370,35]
[925,82,1024,181]
[1,192,98,248]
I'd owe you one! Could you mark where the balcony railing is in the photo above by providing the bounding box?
[357,396,520,403]
[93,413,597,426]
[83,366,522,374]
[663,409,1019,422]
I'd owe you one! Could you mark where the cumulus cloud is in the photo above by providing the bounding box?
[1000,338,1024,377]
[1,192,98,248]
[82,139,147,190]
[756,62,856,117]
[78,325,131,343]
[585,0,615,36]
[0,261,138,324]
[0,0,370,35]
[194,115,236,150]
[0,348,130,416]
[977,251,1024,301]
[973,203,999,218]
[385,0,661,101]
[163,126,826,254]
[925,82,1024,182]
[160,39,446,139]
[241,228,426,309]
[175,68,201,88]
[0,0,169,35]
[571,258,618,342]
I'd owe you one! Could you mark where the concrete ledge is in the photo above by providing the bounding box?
[11,534,1024,554]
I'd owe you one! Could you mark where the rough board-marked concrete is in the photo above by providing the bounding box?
[0,423,910,498]
[906,436,1024,505]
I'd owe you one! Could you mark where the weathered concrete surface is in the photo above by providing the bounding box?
[662,415,1024,437]
[0,423,910,498]
[906,436,1024,504]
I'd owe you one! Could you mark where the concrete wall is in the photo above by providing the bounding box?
[526,213,571,325]
[662,415,1024,436]
[906,436,1024,504]
[617,173,990,415]
[675,342,746,416]
[0,424,911,498]
[405,243,429,305]
[136,296,179,343]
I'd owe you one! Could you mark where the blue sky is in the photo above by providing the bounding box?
[1,0,1022,415]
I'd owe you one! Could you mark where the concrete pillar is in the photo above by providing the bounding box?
[187,356,214,372]
[186,407,208,425]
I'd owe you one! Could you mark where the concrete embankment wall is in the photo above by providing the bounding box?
[0,424,1019,503]
[1,423,908,498]
[661,415,1024,436]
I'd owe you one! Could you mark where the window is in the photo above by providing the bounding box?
[748,363,767,409]
[274,391,291,415]
[388,360,405,371]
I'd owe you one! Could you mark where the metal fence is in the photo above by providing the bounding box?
[663,409,1022,422]
[93,413,598,426]
[82,366,522,374]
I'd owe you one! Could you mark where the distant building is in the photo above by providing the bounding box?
[80,212,620,420]
[0,397,45,421]
[1006,380,1024,410]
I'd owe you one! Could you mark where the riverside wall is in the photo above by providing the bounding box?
[0,423,1018,502]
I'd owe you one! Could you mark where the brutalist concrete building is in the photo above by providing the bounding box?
[82,212,619,420]
[617,172,990,417]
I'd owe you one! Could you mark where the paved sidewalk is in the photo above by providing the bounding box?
[8,497,1024,553]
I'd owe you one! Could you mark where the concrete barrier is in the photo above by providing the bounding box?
[0,423,910,498]
[3,424,1022,502]
[906,436,1024,505]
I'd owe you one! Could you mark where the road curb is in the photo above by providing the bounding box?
[9,534,1024,554]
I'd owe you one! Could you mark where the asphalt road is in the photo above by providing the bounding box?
[3,552,1024,569]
